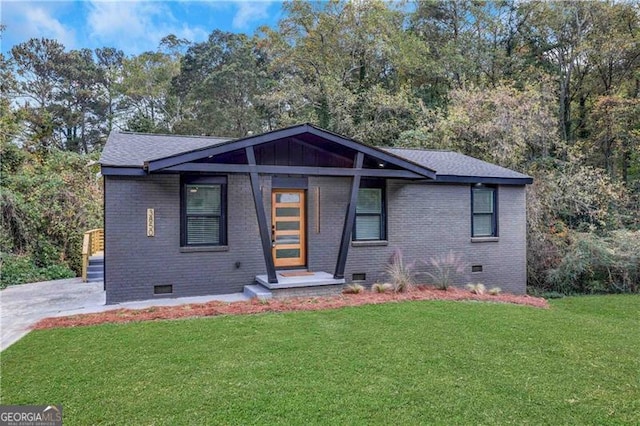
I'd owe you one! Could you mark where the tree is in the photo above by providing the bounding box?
[398,83,560,171]
[171,30,266,137]
[589,96,640,183]
[520,2,594,144]
[11,38,115,153]
[95,47,125,138]
[118,51,180,133]
[53,48,105,153]
[261,0,429,144]
[11,38,66,151]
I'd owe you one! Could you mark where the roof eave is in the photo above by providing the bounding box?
[101,166,146,176]
[434,175,533,185]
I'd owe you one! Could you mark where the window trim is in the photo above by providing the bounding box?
[353,179,387,241]
[471,185,498,238]
[181,175,227,247]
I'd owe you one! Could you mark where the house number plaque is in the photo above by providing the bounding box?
[147,208,155,237]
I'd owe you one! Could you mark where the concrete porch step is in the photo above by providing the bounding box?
[256,271,345,289]
[243,284,273,300]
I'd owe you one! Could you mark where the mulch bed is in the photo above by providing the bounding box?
[33,285,548,330]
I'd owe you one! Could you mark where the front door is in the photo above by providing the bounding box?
[271,189,306,268]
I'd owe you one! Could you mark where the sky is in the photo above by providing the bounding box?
[1,0,284,55]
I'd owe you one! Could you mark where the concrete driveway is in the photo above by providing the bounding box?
[0,278,105,351]
[1,278,249,352]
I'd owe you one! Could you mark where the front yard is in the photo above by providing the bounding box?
[1,295,638,424]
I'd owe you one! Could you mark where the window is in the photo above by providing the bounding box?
[472,186,497,237]
[182,176,227,246]
[354,181,386,241]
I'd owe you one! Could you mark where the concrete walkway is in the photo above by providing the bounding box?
[0,278,248,352]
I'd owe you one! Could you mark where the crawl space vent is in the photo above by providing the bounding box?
[154,285,173,295]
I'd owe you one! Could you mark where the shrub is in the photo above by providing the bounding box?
[385,249,414,292]
[372,283,393,293]
[547,230,639,294]
[466,283,486,295]
[0,146,102,284]
[0,254,39,288]
[423,251,466,290]
[343,283,365,294]
[488,287,502,296]
[0,254,74,289]
[41,264,76,281]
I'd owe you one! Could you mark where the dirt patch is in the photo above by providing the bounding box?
[33,286,548,330]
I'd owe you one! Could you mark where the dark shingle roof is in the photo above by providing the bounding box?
[382,148,531,180]
[100,130,531,183]
[100,132,231,167]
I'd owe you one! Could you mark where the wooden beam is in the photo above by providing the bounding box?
[160,163,424,179]
[334,152,364,279]
[246,147,278,284]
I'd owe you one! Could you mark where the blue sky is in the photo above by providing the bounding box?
[1,0,284,55]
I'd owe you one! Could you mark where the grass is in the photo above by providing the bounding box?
[1,295,639,425]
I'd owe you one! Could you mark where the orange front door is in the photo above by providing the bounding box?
[271,189,306,268]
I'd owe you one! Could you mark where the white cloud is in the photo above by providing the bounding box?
[86,1,163,50]
[2,2,77,48]
[232,1,272,30]
[86,0,208,53]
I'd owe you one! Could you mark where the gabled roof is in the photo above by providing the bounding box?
[142,123,436,178]
[382,148,532,184]
[100,124,532,184]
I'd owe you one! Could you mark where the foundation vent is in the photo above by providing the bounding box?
[154,285,173,295]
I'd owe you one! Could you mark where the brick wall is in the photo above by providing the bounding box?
[105,174,527,303]
[105,174,269,304]
[345,181,527,294]
[307,178,526,294]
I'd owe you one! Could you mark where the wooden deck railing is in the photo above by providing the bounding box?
[82,228,104,282]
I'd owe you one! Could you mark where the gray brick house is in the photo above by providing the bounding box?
[100,124,532,304]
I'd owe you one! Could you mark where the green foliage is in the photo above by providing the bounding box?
[0,254,74,289]
[547,230,640,294]
[0,141,102,285]
[172,31,266,137]
[119,51,181,133]
[526,158,634,293]
[261,0,430,143]
[399,83,560,171]
[10,38,116,153]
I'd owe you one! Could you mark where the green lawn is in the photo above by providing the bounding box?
[1,296,639,425]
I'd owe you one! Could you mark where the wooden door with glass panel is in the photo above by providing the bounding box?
[271,190,306,267]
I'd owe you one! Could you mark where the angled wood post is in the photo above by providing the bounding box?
[246,146,278,283]
[334,152,364,279]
